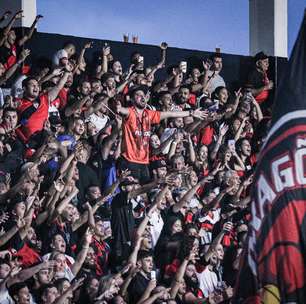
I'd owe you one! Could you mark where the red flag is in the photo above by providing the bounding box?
[234,10,306,304]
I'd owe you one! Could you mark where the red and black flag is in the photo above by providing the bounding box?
[234,11,306,304]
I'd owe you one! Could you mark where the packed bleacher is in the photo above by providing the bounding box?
[0,9,275,304]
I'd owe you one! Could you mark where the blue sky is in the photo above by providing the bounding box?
[37,0,305,56]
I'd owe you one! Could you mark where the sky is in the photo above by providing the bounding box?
[36,0,306,56]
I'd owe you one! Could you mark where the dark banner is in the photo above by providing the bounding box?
[234,10,306,304]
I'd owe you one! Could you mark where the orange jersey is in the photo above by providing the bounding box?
[122,107,161,164]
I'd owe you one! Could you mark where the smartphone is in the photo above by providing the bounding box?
[180,61,187,73]
[150,270,156,280]
[228,140,236,152]
[103,221,111,230]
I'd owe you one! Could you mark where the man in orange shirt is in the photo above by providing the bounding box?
[117,85,207,183]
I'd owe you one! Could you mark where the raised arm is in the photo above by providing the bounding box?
[187,133,196,163]
[84,89,115,118]
[128,179,160,200]
[210,124,228,161]
[204,222,233,262]
[65,95,90,117]
[234,117,247,142]
[251,97,263,122]
[96,45,110,79]
[0,49,30,85]
[71,229,92,276]
[172,177,211,213]
[77,41,92,67]
[18,206,35,240]
[224,88,242,119]
[18,15,43,47]
[101,116,122,160]
[116,100,129,116]
[48,187,79,223]
[0,11,12,25]
[134,190,164,240]
[0,220,23,247]
[48,71,69,103]
[7,260,55,287]
[0,10,23,46]
[160,108,208,121]
[53,278,84,304]
[169,255,191,299]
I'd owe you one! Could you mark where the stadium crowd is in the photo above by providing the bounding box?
[0,9,275,304]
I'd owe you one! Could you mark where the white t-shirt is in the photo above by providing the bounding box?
[0,287,13,304]
[87,113,109,132]
[53,49,68,67]
[149,211,164,248]
[160,127,176,154]
[206,71,226,94]
[197,267,219,297]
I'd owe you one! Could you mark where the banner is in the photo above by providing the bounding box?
[234,10,306,304]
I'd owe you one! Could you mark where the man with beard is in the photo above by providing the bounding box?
[117,85,208,183]
[174,85,192,110]
[206,53,226,95]
[184,263,205,300]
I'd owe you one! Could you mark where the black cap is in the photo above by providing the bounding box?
[254,51,269,62]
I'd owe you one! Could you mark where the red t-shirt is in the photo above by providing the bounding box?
[3,44,17,70]
[51,87,69,110]
[16,243,41,267]
[199,126,214,146]
[16,94,49,141]
[255,72,270,104]
[122,107,161,164]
